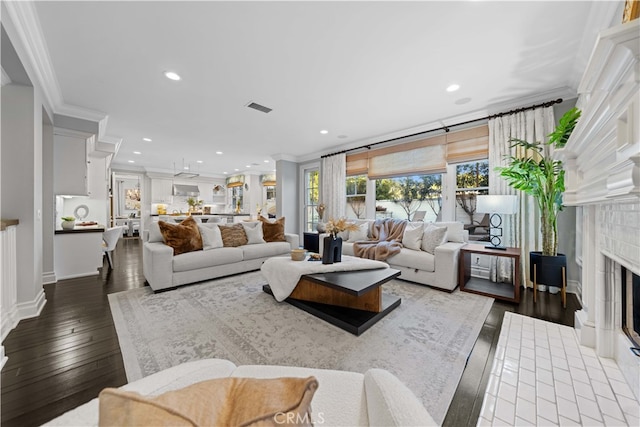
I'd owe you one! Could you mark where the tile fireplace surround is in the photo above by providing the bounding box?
[559,19,640,402]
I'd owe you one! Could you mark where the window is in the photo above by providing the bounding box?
[455,160,489,239]
[304,169,319,232]
[375,174,442,221]
[230,186,243,211]
[346,175,367,219]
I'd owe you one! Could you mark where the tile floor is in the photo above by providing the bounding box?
[478,312,640,426]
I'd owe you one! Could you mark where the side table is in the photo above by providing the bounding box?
[303,232,319,253]
[459,243,521,303]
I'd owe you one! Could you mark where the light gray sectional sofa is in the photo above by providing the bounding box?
[143,221,298,292]
[320,219,468,291]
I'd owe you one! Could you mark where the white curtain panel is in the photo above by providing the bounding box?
[488,107,555,287]
[321,153,347,221]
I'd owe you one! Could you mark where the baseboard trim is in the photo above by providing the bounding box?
[42,270,57,284]
[1,305,19,342]
[0,346,7,371]
[566,279,581,297]
[16,289,47,321]
[56,271,99,281]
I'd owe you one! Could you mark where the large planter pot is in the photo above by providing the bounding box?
[322,236,343,264]
[530,252,567,302]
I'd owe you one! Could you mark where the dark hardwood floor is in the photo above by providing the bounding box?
[1,238,580,426]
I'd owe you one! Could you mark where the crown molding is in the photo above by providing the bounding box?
[569,1,624,91]
[296,86,577,163]
[4,1,115,136]
[4,0,62,110]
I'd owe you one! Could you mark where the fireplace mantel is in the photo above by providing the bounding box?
[559,19,639,206]
[564,19,640,401]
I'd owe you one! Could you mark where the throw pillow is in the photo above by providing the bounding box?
[433,221,465,243]
[198,223,223,250]
[147,222,163,243]
[241,222,266,245]
[259,216,286,242]
[99,376,319,426]
[402,222,424,251]
[421,224,448,254]
[219,223,248,247]
[158,216,203,255]
[347,222,369,243]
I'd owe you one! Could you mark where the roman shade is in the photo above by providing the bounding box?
[445,126,489,163]
[345,125,488,178]
[226,175,245,188]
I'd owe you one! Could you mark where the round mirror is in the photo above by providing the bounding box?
[74,204,89,220]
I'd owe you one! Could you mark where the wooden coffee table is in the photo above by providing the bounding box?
[263,268,401,336]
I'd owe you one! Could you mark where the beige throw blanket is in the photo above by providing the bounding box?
[353,218,407,261]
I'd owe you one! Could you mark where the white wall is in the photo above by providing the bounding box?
[277,160,299,235]
[42,111,55,284]
[0,84,46,318]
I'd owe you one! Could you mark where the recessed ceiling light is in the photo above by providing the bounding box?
[216,151,223,155]
[446,84,460,92]
[245,165,251,168]
[164,71,181,81]
[143,137,152,142]
[223,171,228,174]
[133,151,141,155]
[455,97,472,105]
[184,166,189,170]
[264,160,269,163]
[320,130,329,134]
[196,160,203,164]
[128,160,135,163]
[234,168,239,171]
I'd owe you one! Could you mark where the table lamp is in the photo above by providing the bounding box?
[476,195,518,250]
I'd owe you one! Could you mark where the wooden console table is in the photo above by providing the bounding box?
[459,244,521,303]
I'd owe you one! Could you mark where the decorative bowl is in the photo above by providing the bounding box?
[290,249,306,261]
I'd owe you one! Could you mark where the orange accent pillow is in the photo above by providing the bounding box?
[158,217,203,255]
[98,376,319,426]
[219,223,249,247]
[259,216,286,242]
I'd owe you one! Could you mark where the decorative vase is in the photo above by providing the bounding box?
[316,222,327,233]
[322,236,342,264]
[61,220,75,230]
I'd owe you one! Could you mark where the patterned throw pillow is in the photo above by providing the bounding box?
[158,216,203,255]
[219,223,249,247]
[421,224,448,254]
[259,216,286,242]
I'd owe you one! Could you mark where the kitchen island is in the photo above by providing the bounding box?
[153,213,252,223]
[54,226,105,280]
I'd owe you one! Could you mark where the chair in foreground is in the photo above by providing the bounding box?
[102,226,123,269]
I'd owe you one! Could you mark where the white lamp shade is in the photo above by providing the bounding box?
[476,195,518,214]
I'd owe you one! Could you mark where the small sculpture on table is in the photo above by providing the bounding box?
[322,218,358,264]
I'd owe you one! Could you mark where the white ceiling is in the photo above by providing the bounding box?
[30,0,622,177]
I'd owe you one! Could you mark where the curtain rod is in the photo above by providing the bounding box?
[320,98,563,159]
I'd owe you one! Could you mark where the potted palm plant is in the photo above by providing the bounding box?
[495,107,581,297]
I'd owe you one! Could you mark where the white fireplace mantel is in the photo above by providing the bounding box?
[559,19,640,206]
[563,19,640,402]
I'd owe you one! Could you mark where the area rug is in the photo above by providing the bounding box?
[109,271,493,423]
